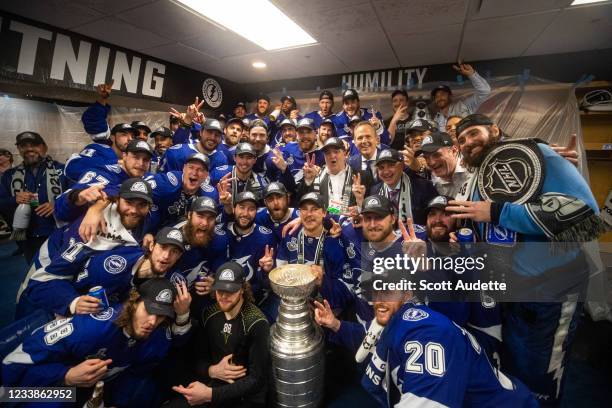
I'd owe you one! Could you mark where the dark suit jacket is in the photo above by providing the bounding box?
[369,169,437,225]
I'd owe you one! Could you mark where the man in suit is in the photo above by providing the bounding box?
[369,148,437,225]
[348,121,385,184]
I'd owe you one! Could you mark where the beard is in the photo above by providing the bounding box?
[120,212,143,229]
[184,220,213,247]
[23,152,43,166]
[364,222,395,243]
[462,137,499,169]
[427,222,451,242]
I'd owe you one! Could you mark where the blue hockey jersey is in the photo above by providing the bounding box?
[224,222,277,301]
[333,108,390,146]
[304,110,333,129]
[255,207,299,242]
[158,142,227,174]
[362,303,537,407]
[64,143,118,184]
[3,305,188,407]
[17,204,148,317]
[280,142,325,184]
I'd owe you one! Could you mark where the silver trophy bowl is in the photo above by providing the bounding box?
[269,264,325,407]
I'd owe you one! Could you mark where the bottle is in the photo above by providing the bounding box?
[85,381,104,408]
[29,192,39,208]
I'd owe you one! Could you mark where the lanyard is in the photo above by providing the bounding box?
[327,167,352,203]
[297,229,325,265]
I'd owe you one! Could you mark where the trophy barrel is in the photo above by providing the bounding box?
[269,264,325,408]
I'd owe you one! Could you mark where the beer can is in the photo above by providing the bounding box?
[457,228,474,243]
[29,193,39,208]
[88,286,109,309]
[413,224,427,241]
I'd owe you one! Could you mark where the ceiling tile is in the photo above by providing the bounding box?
[141,42,218,69]
[474,0,572,19]
[375,0,468,34]
[181,30,262,60]
[115,0,220,42]
[462,11,559,60]
[71,15,171,50]
[0,1,105,29]
[79,0,155,15]
[392,24,463,67]
[525,3,612,56]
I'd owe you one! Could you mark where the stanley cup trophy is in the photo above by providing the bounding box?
[269,264,325,407]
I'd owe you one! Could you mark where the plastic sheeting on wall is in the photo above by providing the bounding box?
[259,75,588,178]
[0,97,169,162]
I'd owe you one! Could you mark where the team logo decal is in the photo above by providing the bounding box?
[104,255,127,274]
[91,308,114,321]
[478,141,543,204]
[219,269,235,281]
[202,78,223,108]
[168,172,179,186]
[156,289,173,303]
[130,181,148,193]
[402,308,429,321]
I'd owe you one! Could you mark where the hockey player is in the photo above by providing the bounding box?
[159,118,228,173]
[245,94,272,128]
[54,139,153,222]
[255,182,299,242]
[359,270,537,407]
[446,113,605,405]
[217,117,245,166]
[16,178,155,319]
[150,126,174,173]
[304,90,335,129]
[332,89,389,145]
[281,118,325,185]
[221,191,277,306]
[4,278,192,407]
[65,81,135,183]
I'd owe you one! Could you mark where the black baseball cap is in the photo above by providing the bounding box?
[169,115,180,124]
[320,118,336,134]
[416,132,454,155]
[321,136,346,152]
[431,84,452,98]
[138,278,176,318]
[186,152,210,169]
[126,140,154,157]
[150,126,172,139]
[211,261,245,293]
[235,191,258,205]
[342,89,359,102]
[155,227,185,252]
[190,196,218,215]
[407,119,433,133]
[131,121,151,134]
[249,119,268,131]
[361,195,395,217]
[426,195,453,212]
[319,90,334,101]
[281,95,296,105]
[15,131,45,146]
[235,142,257,157]
[349,115,362,125]
[299,192,325,209]
[225,117,244,129]
[264,182,288,198]
[0,148,12,158]
[376,148,403,166]
[256,94,270,103]
[111,123,135,135]
[235,102,247,110]
[218,113,227,121]
[119,178,153,204]
[455,114,494,137]
[203,119,223,133]
[280,118,296,129]
[391,89,409,100]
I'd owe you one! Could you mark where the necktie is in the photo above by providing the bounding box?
[389,188,399,208]
[365,160,375,181]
